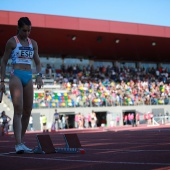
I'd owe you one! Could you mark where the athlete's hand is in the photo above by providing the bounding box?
[35,76,43,89]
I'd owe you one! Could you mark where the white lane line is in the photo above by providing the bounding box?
[1,152,16,154]
[0,153,169,166]
[0,152,79,158]
[1,148,170,155]
[85,148,170,152]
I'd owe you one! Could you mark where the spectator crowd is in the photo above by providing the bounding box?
[43,63,170,108]
[2,63,170,108]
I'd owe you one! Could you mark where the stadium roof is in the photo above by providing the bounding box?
[0,10,170,62]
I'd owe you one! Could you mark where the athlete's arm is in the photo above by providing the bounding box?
[32,39,43,89]
[7,115,11,122]
[32,39,41,73]
[1,38,14,82]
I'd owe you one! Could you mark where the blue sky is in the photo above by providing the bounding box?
[0,0,170,26]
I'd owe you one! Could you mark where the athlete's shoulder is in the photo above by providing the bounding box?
[29,38,37,45]
[29,38,38,49]
[7,36,16,43]
[6,36,17,49]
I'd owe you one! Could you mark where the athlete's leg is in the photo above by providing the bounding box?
[9,76,23,144]
[21,80,33,141]
[1,124,4,136]
[4,123,9,134]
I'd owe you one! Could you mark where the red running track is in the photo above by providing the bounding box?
[0,124,170,170]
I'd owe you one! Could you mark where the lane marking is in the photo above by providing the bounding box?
[86,148,170,152]
[1,148,170,155]
[0,153,169,166]
[0,152,79,158]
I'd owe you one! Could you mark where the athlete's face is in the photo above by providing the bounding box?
[18,25,31,39]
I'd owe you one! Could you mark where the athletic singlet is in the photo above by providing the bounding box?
[11,36,34,65]
[1,115,7,123]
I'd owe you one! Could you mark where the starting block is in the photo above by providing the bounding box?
[33,134,85,154]
[55,147,85,154]
[64,134,82,148]
[33,134,56,154]
[56,134,85,154]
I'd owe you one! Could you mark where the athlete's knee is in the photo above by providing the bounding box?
[13,104,23,114]
[14,112,22,117]
[23,107,32,116]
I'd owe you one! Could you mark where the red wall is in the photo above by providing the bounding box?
[1,10,170,38]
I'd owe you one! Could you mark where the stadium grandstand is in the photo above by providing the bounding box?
[1,10,170,131]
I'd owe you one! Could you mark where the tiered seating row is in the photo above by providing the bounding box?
[33,91,75,108]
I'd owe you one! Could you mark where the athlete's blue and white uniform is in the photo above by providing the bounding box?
[11,36,34,86]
